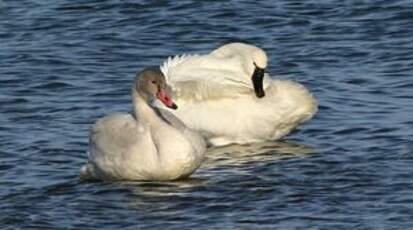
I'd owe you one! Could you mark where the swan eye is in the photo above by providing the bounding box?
[151,80,156,84]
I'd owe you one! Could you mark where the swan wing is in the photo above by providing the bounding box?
[161,54,246,83]
[156,108,206,158]
[90,114,148,157]
[88,113,159,179]
[161,55,252,101]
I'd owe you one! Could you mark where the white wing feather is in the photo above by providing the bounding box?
[160,54,252,101]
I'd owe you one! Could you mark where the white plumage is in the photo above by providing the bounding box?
[159,43,317,146]
[81,69,206,181]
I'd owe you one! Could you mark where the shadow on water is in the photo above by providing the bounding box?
[204,140,314,168]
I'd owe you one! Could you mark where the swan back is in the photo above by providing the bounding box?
[211,42,268,69]
[169,78,317,146]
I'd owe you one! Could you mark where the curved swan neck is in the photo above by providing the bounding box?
[132,88,161,125]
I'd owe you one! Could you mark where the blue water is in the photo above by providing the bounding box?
[1,0,413,229]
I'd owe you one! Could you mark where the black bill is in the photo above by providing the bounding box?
[252,64,265,98]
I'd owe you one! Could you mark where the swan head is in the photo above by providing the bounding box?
[135,68,178,110]
[250,48,268,98]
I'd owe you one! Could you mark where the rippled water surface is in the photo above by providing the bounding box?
[1,0,413,229]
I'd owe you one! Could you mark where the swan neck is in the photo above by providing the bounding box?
[132,88,160,125]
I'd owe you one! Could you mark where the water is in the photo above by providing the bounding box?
[1,0,413,229]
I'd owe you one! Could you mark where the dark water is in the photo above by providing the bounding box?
[1,0,413,229]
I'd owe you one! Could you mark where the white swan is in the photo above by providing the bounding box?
[80,68,206,181]
[159,43,317,146]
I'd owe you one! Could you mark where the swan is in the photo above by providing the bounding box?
[80,68,206,181]
[159,43,317,146]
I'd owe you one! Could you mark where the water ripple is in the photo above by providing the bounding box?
[1,0,413,229]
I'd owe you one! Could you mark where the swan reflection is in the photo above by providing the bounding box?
[202,140,314,168]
